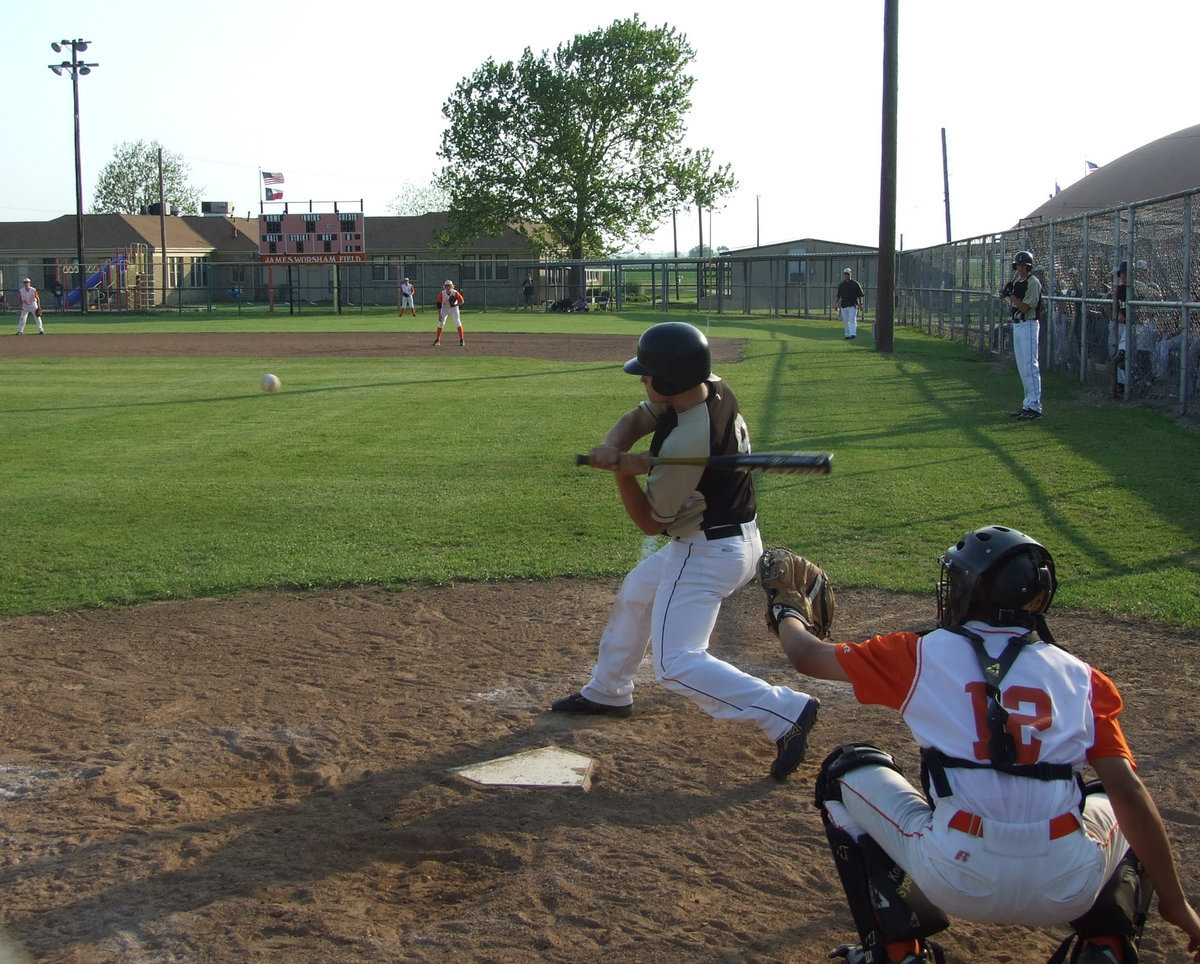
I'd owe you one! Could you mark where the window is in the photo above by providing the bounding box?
[371,257,398,282]
[787,247,808,284]
[460,255,510,282]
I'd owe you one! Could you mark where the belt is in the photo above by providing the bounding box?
[948,809,1080,840]
[703,523,745,541]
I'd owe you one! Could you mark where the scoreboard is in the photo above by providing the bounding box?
[258,207,367,264]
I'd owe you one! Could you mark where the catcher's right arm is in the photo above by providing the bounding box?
[758,547,836,639]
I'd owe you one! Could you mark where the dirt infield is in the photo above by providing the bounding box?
[0,329,746,364]
[1,332,1196,963]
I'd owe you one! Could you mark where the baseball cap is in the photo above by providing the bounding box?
[23,277,31,283]
[444,280,453,286]
[843,268,852,274]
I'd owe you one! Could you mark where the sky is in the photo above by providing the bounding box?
[5,0,1198,256]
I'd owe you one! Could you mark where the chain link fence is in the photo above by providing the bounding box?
[7,192,1194,417]
[897,188,1199,417]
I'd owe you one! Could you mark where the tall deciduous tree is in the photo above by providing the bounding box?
[91,140,201,215]
[438,16,735,264]
[387,178,450,217]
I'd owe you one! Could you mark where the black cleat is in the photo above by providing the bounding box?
[550,692,633,718]
[771,698,820,780]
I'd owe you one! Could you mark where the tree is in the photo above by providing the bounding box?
[387,178,450,217]
[91,140,201,215]
[438,16,735,270]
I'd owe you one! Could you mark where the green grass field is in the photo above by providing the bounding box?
[2,308,1197,629]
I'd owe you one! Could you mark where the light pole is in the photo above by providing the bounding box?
[49,39,97,315]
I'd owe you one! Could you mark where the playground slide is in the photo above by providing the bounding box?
[66,254,125,307]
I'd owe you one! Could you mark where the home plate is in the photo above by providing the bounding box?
[450,745,595,790]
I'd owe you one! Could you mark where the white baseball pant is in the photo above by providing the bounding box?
[580,519,811,741]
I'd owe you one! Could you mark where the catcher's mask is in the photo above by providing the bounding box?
[623,322,712,396]
[936,525,1057,629]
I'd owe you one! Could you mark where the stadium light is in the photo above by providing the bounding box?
[48,39,98,315]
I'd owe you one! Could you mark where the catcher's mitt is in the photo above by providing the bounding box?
[758,547,836,639]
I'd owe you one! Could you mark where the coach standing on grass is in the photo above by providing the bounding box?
[835,268,864,340]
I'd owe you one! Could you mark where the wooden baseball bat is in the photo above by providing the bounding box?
[574,452,833,475]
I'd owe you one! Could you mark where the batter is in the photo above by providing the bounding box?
[551,321,820,781]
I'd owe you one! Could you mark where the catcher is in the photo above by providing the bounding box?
[757,528,1200,964]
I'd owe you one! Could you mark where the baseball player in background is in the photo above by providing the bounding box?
[16,278,44,334]
[434,280,465,346]
[835,267,864,340]
[1004,251,1044,419]
[551,321,821,781]
[399,277,417,317]
[757,526,1200,964]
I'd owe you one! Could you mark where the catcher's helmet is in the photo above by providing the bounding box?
[1011,251,1035,269]
[623,322,712,396]
[936,525,1057,629]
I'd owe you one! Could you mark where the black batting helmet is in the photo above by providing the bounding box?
[1012,251,1035,269]
[623,322,712,396]
[936,525,1057,630]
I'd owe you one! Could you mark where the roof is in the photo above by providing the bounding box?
[0,214,255,258]
[0,212,538,261]
[1021,123,1200,225]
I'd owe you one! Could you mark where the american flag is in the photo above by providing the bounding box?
[265,188,283,201]
[1085,161,1099,174]
[262,171,285,185]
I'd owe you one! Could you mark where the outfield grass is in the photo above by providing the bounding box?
[2,309,1197,629]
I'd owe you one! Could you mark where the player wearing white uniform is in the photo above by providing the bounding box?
[434,280,464,346]
[1005,251,1043,419]
[16,278,44,334]
[551,322,820,781]
[399,278,417,316]
[758,526,1200,964]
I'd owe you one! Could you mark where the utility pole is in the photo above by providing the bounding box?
[942,127,952,243]
[875,0,899,353]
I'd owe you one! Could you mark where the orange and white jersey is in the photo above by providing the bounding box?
[835,621,1132,822]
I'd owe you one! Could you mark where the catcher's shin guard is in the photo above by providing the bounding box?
[822,820,949,959]
[815,742,904,807]
[1046,847,1153,964]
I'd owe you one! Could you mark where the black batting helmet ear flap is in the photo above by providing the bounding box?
[623,322,712,395]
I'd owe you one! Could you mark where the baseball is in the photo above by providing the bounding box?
[261,373,281,393]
